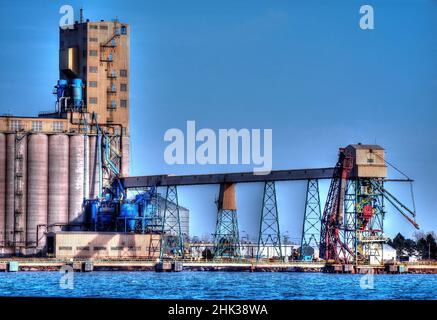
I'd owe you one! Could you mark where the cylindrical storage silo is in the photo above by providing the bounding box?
[5,133,27,247]
[48,134,69,232]
[0,133,6,246]
[121,135,130,177]
[5,134,15,246]
[88,135,99,199]
[26,134,48,248]
[69,135,85,226]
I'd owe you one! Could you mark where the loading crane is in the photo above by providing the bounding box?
[319,145,418,265]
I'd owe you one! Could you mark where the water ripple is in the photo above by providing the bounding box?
[0,272,436,300]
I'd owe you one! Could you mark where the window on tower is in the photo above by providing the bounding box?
[53,121,64,132]
[32,121,43,132]
[10,120,23,131]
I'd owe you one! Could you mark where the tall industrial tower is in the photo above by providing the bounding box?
[57,18,130,177]
[0,15,131,255]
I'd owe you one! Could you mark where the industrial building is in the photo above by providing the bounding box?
[0,15,138,256]
[47,232,160,259]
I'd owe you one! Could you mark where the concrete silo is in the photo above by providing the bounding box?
[5,133,27,248]
[0,133,6,247]
[26,134,49,249]
[48,134,69,232]
[69,135,85,226]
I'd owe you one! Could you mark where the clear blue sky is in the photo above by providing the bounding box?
[0,0,436,242]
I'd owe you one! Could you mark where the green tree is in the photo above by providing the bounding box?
[415,232,437,260]
[392,233,406,256]
[404,239,417,256]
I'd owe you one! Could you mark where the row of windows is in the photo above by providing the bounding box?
[61,24,127,34]
[9,120,64,132]
[87,66,127,77]
[59,246,140,251]
[89,25,127,33]
[103,83,128,91]
[61,37,117,49]
[89,98,128,108]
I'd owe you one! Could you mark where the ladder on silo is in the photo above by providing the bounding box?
[13,133,26,253]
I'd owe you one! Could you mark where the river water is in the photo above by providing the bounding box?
[0,272,436,300]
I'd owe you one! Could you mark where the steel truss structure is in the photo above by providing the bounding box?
[342,178,385,264]
[257,181,282,260]
[300,179,322,251]
[160,185,184,259]
[213,209,241,259]
[320,148,416,265]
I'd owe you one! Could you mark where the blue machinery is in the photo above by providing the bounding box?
[82,113,183,259]
[83,187,161,234]
[54,78,84,112]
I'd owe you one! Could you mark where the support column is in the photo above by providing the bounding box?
[300,179,322,258]
[257,181,282,261]
[160,185,184,259]
[213,183,240,259]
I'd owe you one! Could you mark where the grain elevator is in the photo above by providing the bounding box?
[0,15,131,256]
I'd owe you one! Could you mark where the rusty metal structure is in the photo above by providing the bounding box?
[320,145,419,265]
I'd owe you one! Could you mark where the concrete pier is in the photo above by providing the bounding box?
[0,259,436,273]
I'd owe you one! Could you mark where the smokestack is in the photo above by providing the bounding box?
[80,8,83,23]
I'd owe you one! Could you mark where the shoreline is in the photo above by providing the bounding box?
[1,259,437,274]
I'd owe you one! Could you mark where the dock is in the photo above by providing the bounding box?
[1,259,436,273]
